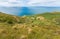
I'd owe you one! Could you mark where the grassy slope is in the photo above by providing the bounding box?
[0,12,60,39]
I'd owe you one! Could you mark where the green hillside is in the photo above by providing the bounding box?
[0,12,60,39]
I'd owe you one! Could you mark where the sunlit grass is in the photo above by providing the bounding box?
[0,12,60,39]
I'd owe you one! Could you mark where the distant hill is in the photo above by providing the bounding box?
[0,12,60,39]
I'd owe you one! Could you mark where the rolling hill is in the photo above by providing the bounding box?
[0,12,60,39]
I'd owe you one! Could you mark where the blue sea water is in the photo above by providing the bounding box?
[0,6,60,16]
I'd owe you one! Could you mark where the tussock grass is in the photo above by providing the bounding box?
[0,12,60,39]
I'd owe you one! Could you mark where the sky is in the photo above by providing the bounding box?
[0,0,60,7]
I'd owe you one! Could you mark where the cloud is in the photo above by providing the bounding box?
[27,0,60,7]
[0,0,24,7]
[0,0,60,7]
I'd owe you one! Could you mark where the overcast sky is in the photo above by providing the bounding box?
[0,0,60,7]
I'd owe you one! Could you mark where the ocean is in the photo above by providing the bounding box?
[0,6,60,16]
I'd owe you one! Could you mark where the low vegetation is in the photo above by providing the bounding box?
[0,12,60,39]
